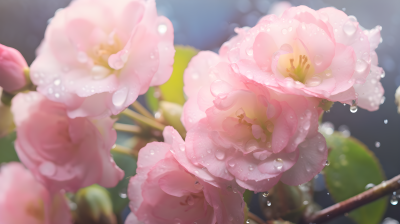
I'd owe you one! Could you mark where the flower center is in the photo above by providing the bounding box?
[285,55,311,82]
[25,199,45,222]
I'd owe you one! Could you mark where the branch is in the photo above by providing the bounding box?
[302,174,400,224]
[114,123,142,134]
[132,101,154,119]
[248,212,266,224]
[122,108,165,131]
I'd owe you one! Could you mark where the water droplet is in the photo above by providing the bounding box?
[150,150,155,155]
[301,23,306,30]
[246,47,253,56]
[306,76,322,87]
[324,160,330,166]
[274,158,283,171]
[245,139,259,153]
[384,119,388,124]
[158,23,168,35]
[343,20,357,36]
[91,65,111,80]
[112,87,128,107]
[355,59,367,73]
[314,55,323,65]
[280,44,293,53]
[248,165,254,171]
[231,63,239,73]
[179,144,185,152]
[303,200,309,205]
[267,201,272,206]
[320,122,334,135]
[391,194,398,205]
[77,51,88,63]
[281,28,288,35]
[365,183,375,190]
[215,150,225,160]
[350,105,358,113]
[55,93,60,98]
[228,160,236,168]
[39,162,56,176]
[262,192,269,197]
[338,125,351,137]
[375,141,381,148]
[381,96,386,105]
[119,192,127,198]
[381,70,386,78]
[54,79,61,86]
[246,219,250,224]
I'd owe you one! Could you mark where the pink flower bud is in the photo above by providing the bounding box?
[0,44,28,93]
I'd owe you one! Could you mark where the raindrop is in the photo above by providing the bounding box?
[355,59,367,74]
[267,201,272,206]
[375,141,381,148]
[215,150,225,160]
[231,63,240,73]
[381,96,386,105]
[281,28,287,35]
[54,79,61,86]
[365,183,375,190]
[381,70,386,78]
[273,158,283,171]
[245,139,259,153]
[320,122,334,135]
[248,165,254,171]
[55,93,60,98]
[228,160,236,168]
[246,47,253,56]
[306,76,322,87]
[112,87,128,107]
[338,125,351,137]
[179,144,185,152]
[150,150,155,155]
[77,51,88,63]
[303,200,309,205]
[391,194,398,205]
[262,192,269,197]
[246,219,250,224]
[119,192,127,198]
[314,55,323,66]
[343,20,357,36]
[158,23,168,35]
[384,119,388,124]
[350,100,358,113]
[39,162,56,177]
[324,160,330,166]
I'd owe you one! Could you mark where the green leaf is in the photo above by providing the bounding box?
[324,132,387,224]
[107,152,137,213]
[0,132,19,163]
[243,190,253,206]
[159,46,198,105]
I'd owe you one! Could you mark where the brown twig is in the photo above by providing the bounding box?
[301,174,400,224]
[114,123,142,134]
[248,212,266,224]
[122,108,165,131]
[132,101,154,119]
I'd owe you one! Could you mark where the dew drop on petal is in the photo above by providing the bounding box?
[350,105,358,113]
[343,20,357,36]
[262,192,269,197]
[179,144,185,152]
[267,201,272,206]
[273,158,283,171]
[246,47,253,56]
[245,139,259,153]
[355,59,367,73]
[228,160,236,168]
[314,55,323,66]
[158,23,168,35]
[231,63,240,73]
[246,219,250,224]
[112,87,128,107]
[306,76,322,87]
[39,162,56,176]
[215,150,225,160]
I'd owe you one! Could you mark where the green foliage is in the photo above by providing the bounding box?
[107,151,137,213]
[145,87,159,113]
[324,132,387,224]
[0,132,19,163]
[159,46,198,105]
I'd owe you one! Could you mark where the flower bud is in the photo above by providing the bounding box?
[74,185,117,224]
[0,44,28,93]
[159,101,186,138]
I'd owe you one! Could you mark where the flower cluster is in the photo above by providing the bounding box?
[0,1,384,224]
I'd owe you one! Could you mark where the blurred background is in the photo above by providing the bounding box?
[0,0,399,223]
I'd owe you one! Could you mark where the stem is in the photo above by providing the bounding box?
[114,123,142,134]
[132,101,154,119]
[111,144,137,158]
[248,212,266,224]
[302,174,400,224]
[122,108,165,131]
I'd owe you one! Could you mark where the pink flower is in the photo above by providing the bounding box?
[11,91,124,193]
[226,6,384,111]
[182,52,328,192]
[0,44,28,93]
[0,162,72,224]
[30,0,174,118]
[126,127,245,224]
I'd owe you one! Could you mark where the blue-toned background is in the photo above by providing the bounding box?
[1,0,399,223]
